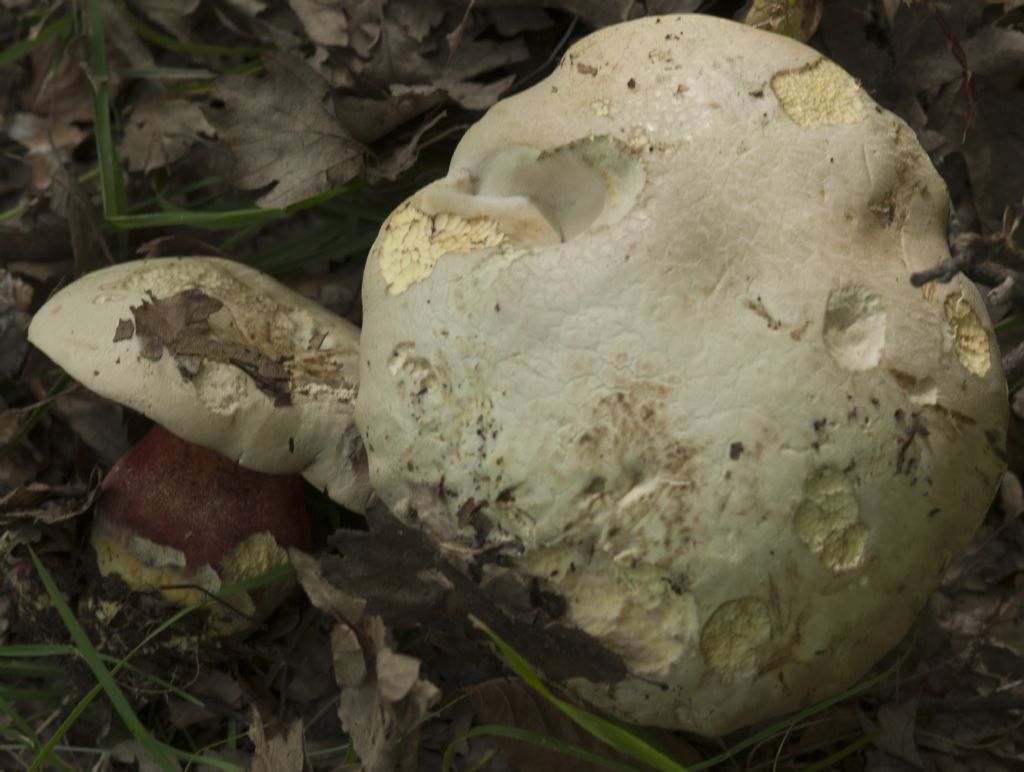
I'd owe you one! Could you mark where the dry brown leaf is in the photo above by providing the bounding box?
[875,700,925,769]
[0,472,100,527]
[132,0,201,41]
[293,548,439,772]
[129,289,293,401]
[0,270,30,378]
[249,712,307,772]
[290,548,367,622]
[7,38,93,191]
[287,0,350,47]
[205,52,366,208]
[121,96,214,173]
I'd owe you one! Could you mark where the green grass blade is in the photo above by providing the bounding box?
[689,627,918,770]
[106,208,284,231]
[0,14,72,69]
[27,548,178,772]
[471,618,688,772]
[0,374,70,464]
[801,731,877,772]
[443,724,644,772]
[82,0,127,218]
[0,644,76,658]
[117,0,271,57]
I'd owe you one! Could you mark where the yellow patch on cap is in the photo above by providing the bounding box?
[944,293,991,376]
[376,205,506,295]
[771,58,867,128]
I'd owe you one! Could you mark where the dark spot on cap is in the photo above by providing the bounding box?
[729,442,744,460]
[627,77,636,89]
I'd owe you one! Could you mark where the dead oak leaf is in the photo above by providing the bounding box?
[205,52,366,208]
[248,711,306,772]
[130,289,293,402]
[286,0,350,47]
[121,96,214,173]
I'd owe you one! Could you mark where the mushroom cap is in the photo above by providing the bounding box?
[28,257,370,512]
[355,15,1009,733]
[92,425,311,634]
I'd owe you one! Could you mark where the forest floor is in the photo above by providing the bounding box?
[1,1,1023,770]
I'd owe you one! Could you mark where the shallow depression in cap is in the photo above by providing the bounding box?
[822,285,886,371]
[699,597,772,677]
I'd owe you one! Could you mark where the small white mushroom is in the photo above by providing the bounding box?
[355,15,1009,733]
[28,257,370,511]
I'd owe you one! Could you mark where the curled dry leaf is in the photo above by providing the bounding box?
[291,549,439,772]
[0,472,101,529]
[204,52,366,209]
[248,711,306,772]
[121,96,215,173]
[6,39,94,191]
[0,270,30,378]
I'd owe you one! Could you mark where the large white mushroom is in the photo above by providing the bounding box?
[354,14,1008,733]
[28,14,1008,737]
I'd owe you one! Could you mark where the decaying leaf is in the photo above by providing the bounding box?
[291,549,439,772]
[129,289,293,401]
[0,472,100,527]
[7,38,94,191]
[121,96,215,173]
[286,0,350,47]
[249,711,306,772]
[205,52,366,208]
[0,270,30,378]
[742,0,823,41]
[874,700,925,768]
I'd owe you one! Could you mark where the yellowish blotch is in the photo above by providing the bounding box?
[700,597,771,677]
[91,518,214,607]
[770,59,867,128]
[377,205,506,295]
[944,293,991,376]
[219,531,289,584]
[793,467,868,571]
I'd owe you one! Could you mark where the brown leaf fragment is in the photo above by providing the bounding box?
[291,548,367,622]
[205,52,367,208]
[8,38,94,191]
[249,711,307,772]
[286,0,350,47]
[0,270,30,378]
[335,629,440,772]
[130,289,293,401]
[294,546,439,772]
[121,97,215,173]
[376,647,422,702]
[874,699,925,768]
[0,473,100,527]
[113,318,134,342]
[331,624,367,687]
